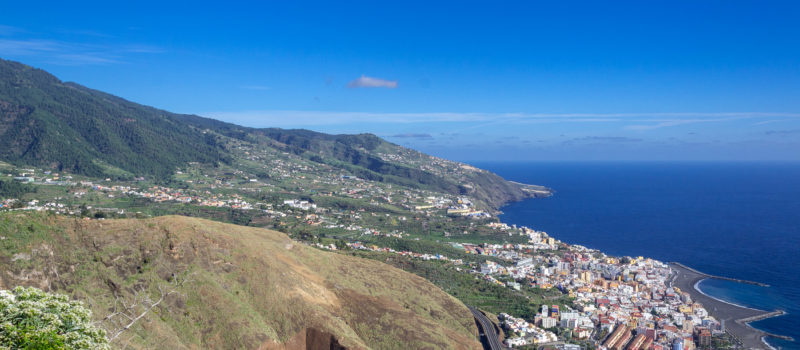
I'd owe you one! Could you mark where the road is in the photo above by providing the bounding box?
[468,306,506,350]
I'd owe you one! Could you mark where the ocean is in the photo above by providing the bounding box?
[473,162,800,349]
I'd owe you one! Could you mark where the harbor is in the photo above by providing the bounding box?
[669,263,793,349]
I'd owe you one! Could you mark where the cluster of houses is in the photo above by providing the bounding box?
[0,198,16,209]
[464,228,725,349]
[500,312,559,347]
[283,199,316,210]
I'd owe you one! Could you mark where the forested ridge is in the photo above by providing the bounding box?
[0,58,229,178]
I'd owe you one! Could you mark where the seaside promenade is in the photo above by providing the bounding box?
[669,263,792,349]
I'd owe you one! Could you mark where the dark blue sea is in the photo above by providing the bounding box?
[474,162,800,349]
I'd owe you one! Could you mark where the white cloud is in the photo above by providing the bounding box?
[347,75,398,89]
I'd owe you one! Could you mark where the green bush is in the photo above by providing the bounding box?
[0,287,110,350]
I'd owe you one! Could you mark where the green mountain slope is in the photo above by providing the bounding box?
[255,128,541,208]
[0,212,481,349]
[0,58,229,178]
[0,57,544,208]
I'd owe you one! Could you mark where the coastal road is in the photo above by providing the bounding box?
[468,306,506,350]
[669,263,791,349]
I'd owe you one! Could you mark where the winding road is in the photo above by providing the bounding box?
[468,306,507,350]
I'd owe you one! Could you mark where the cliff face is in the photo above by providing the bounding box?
[0,213,481,350]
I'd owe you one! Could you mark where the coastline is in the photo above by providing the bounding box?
[488,162,800,350]
[669,262,792,349]
[495,193,792,349]
[489,180,553,215]
[692,280,761,311]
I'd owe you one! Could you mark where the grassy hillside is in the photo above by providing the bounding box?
[0,212,481,349]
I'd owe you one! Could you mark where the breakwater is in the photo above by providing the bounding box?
[669,262,793,349]
[671,262,770,287]
[737,311,794,342]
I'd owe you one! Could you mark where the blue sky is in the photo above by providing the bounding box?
[2,1,800,161]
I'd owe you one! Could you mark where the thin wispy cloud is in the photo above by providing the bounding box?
[0,25,23,36]
[240,85,271,91]
[348,75,398,89]
[765,129,800,136]
[0,30,162,65]
[752,120,781,126]
[562,136,643,146]
[0,38,120,65]
[203,110,800,128]
[624,119,727,131]
[0,39,61,55]
[390,133,433,139]
[205,111,488,126]
[55,28,114,38]
[118,44,164,54]
[620,113,800,130]
[55,53,118,65]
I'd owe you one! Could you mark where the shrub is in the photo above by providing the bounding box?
[0,287,110,350]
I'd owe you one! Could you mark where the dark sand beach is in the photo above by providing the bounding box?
[669,263,791,349]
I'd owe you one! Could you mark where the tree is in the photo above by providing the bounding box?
[0,179,36,198]
[0,286,110,350]
[99,271,193,342]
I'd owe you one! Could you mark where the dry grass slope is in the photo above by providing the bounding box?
[0,213,480,350]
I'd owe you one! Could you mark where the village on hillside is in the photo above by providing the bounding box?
[0,154,737,350]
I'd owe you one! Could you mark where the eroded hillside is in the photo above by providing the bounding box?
[0,213,481,349]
